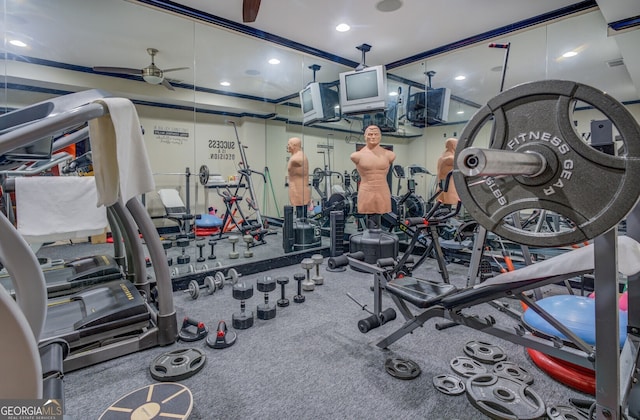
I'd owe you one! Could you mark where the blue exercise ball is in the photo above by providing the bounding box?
[522,295,627,348]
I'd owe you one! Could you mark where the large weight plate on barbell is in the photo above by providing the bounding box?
[198,164,210,185]
[150,348,206,382]
[466,373,546,420]
[454,80,640,247]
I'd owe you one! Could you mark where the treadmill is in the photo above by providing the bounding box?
[0,254,123,298]
[0,90,178,372]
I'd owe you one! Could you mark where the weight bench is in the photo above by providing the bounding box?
[346,235,640,369]
[158,188,194,239]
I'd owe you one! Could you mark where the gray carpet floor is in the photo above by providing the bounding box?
[36,240,592,419]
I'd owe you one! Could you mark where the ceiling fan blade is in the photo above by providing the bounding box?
[93,66,142,75]
[242,0,261,23]
[163,67,190,73]
[161,78,175,91]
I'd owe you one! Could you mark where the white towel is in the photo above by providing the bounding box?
[15,176,108,243]
[88,98,155,207]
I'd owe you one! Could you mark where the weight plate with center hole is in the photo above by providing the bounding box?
[546,404,589,420]
[198,164,210,185]
[466,373,546,420]
[493,361,534,385]
[453,80,640,247]
[433,373,466,395]
[149,348,206,382]
[450,356,488,377]
[463,340,507,364]
[384,357,421,380]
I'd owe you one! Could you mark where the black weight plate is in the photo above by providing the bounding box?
[450,356,487,377]
[384,357,421,380]
[453,80,640,247]
[493,361,534,385]
[463,340,507,364]
[466,373,546,420]
[150,348,206,382]
[433,373,466,396]
[546,404,589,420]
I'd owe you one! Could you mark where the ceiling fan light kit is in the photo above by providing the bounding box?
[93,47,188,90]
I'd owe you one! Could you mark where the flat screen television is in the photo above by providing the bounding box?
[406,87,451,127]
[299,82,340,126]
[339,65,388,116]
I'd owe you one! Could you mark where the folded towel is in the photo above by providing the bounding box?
[88,98,155,207]
[15,176,108,243]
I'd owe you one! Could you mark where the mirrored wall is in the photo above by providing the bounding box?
[2,0,639,272]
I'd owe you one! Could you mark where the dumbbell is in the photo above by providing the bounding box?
[232,282,254,330]
[276,276,289,307]
[176,238,191,264]
[162,240,173,266]
[171,264,197,278]
[184,276,218,300]
[293,273,305,303]
[311,254,324,285]
[213,268,240,287]
[196,239,206,262]
[208,239,217,260]
[256,276,277,320]
[243,234,254,258]
[229,235,240,259]
[300,258,316,291]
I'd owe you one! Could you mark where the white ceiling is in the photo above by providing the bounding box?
[1,0,640,127]
[171,0,583,66]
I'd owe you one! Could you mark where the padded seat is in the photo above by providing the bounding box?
[157,189,194,236]
[385,276,457,308]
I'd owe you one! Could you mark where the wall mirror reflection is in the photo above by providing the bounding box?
[1,0,639,288]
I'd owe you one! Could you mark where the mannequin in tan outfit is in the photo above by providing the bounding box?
[436,137,459,205]
[287,137,311,218]
[350,125,396,227]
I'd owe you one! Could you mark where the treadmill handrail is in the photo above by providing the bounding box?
[0,102,106,158]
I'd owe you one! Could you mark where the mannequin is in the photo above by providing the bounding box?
[350,125,396,227]
[436,137,459,205]
[287,137,311,218]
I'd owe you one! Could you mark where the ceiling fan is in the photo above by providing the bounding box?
[243,0,261,23]
[93,48,189,90]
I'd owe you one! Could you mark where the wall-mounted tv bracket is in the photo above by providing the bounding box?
[425,70,436,89]
[308,64,321,84]
[355,44,372,71]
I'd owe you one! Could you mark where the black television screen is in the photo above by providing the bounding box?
[362,100,397,133]
[299,82,340,125]
[406,87,451,127]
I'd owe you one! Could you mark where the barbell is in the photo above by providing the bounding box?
[153,165,212,186]
[453,79,640,247]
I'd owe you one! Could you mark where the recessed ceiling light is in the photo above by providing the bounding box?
[220,81,231,87]
[336,23,350,32]
[268,58,280,65]
[457,110,465,114]
[9,39,27,47]
[389,91,398,96]
[562,51,578,58]
[454,75,466,81]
